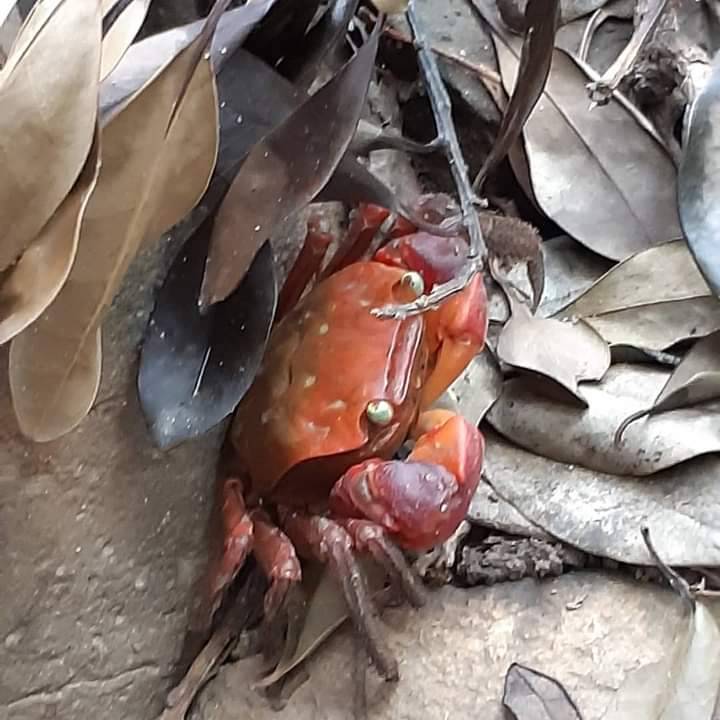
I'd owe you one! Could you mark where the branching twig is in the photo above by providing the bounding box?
[372,0,486,320]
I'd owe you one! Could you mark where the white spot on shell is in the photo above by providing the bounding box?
[261,410,273,424]
[359,299,371,307]
[318,323,329,335]
[303,375,317,388]
[327,399,347,411]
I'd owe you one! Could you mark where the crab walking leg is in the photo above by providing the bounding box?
[205,477,255,619]
[340,519,426,608]
[281,512,400,681]
[329,414,484,552]
[250,509,302,620]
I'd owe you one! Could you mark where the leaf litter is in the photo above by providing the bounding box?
[6,1,720,719]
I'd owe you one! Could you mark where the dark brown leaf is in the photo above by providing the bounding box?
[503,663,584,720]
[199,19,380,307]
[472,0,560,191]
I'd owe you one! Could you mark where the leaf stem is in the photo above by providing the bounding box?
[641,525,694,610]
[372,0,486,320]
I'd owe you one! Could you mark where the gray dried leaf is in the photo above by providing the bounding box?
[553,240,720,350]
[583,296,720,352]
[487,364,720,476]
[602,600,720,720]
[556,241,710,317]
[679,53,720,299]
[497,295,610,404]
[617,330,720,438]
[482,432,720,565]
[503,663,583,720]
[487,11,681,261]
[447,349,503,426]
[538,235,613,317]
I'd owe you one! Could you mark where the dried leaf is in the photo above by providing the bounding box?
[0,130,100,345]
[481,432,720,565]
[473,0,560,190]
[447,349,503,426]
[602,599,720,720]
[100,0,150,80]
[0,0,101,272]
[487,364,720,476]
[538,235,612,317]
[138,227,276,450]
[503,663,584,720]
[583,297,720,352]
[256,560,386,688]
[483,2,681,261]
[100,1,278,118]
[10,23,219,442]
[496,296,610,404]
[553,241,720,350]
[679,54,720,299]
[617,330,720,437]
[289,0,359,91]
[556,241,711,318]
[200,20,380,307]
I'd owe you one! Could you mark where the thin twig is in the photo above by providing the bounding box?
[382,25,503,89]
[640,526,694,611]
[372,0,486,320]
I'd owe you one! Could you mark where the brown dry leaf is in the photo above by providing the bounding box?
[481,432,720,565]
[473,0,560,191]
[10,27,219,442]
[100,0,151,80]
[0,0,101,273]
[482,0,681,261]
[0,130,101,346]
[200,21,380,307]
[554,241,720,350]
[496,293,610,404]
[617,330,720,439]
[487,364,720,476]
[256,560,386,689]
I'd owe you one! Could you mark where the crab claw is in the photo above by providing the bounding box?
[329,414,484,551]
[375,233,488,406]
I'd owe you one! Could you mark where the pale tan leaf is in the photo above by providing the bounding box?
[556,241,710,318]
[0,131,101,345]
[100,0,150,80]
[9,32,219,442]
[497,297,610,404]
[584,297,720,351]
[553,241,720,351]
[0,0,101,272]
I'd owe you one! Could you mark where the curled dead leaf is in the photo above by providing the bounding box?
[503,663,583,720]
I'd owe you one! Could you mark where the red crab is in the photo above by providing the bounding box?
[204,204,488,680]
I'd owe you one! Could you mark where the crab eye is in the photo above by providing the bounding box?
[401,271,424,297]
[366,400,394,426]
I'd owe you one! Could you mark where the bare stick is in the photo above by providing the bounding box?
[372,0,486,320]
[640,526,694,610]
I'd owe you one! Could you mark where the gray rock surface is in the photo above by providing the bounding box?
[192,572,684,720]
[0,239,224,720]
